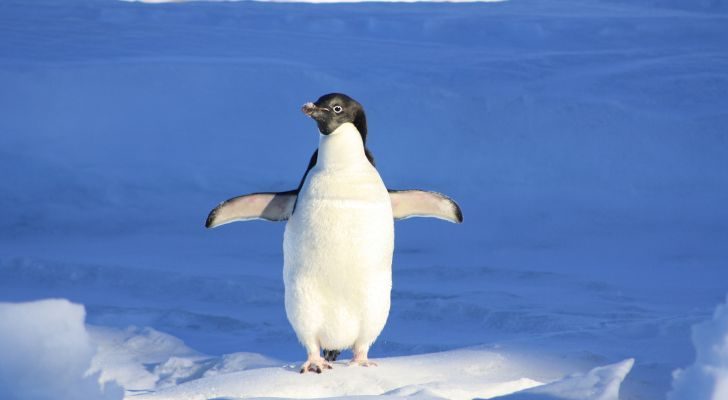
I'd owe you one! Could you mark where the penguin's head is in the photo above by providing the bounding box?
[302,93,368,143]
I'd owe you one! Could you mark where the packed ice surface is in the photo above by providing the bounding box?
[0,299,123,400]
[1,0,727,398]
[492,359,634,400]
[0,299,635,400]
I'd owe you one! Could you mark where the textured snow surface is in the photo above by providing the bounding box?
[0,300,123,400]
[128,348,544,400]
[1,0,727,398]
[124,350,633,399]
[668,296,728,400]
[0,300,633,400]
[493,359,634,400]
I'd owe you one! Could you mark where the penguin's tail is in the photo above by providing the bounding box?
[323,349,341,362]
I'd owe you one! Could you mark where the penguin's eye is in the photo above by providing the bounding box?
[332,105,343,114]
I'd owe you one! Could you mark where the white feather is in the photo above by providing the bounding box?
[283,122,394,354]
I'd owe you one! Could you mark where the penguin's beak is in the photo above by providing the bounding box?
[302,102,328,120]
[302,102,317,116]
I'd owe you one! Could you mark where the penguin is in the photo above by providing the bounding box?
[206,93,462,374]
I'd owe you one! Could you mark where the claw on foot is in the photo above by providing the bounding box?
[299,358,333,374]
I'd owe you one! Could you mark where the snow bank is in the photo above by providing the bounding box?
[89,325,282,392]
[129,348,545,399]
[125,346,634,400]
[89,326,202,391]
[0,299,635,400]
[493,358,634,400]
[668,296,728,400]
[0,299,123,400]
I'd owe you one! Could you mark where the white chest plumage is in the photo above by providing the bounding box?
[282,123,394,354]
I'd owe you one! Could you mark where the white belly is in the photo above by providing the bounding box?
[283,164,394,351]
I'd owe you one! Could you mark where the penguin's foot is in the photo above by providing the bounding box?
[299,356,333,374]
[348,359,378,367]
[348,352,377,367]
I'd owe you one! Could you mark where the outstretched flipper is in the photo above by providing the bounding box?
[205,191,297,228]
[206,148,374,229]
[389,190,463,224]
[207,189,463,227]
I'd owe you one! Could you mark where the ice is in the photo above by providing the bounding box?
[668,296,728,400]
[493,359,635,400]
[88,325,202,391]
[126,347,548,400]
[0,299,123,400]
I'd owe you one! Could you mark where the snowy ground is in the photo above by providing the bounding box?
[1,0,727,399]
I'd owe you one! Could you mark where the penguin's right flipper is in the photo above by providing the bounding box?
[205,191,297,228]
[389,190,463,224]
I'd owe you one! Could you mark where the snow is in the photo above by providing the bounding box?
[1,0,727,398]
[88,326,203,391]
[493,359,635,400]
[127,347,546,400]
[0,299,123,400]
[88,325,284,392]
[668,296,728,400]
[125,0,505,3]
[0,300,632,400]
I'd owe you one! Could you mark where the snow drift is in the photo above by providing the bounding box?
[126,346,634,400]
[0,299,123,400]
[89,325,283,392]
[493,359,634,400]
[669,295,728,400]
[0,299,635,400]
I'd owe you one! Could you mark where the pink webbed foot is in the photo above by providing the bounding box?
[348,351,378,367]
[348,359,378,367]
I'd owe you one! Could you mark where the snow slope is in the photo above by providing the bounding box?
[128,348,546,400]
[0,299,123,400]
[1,0,727,398]
[0,299,634,400]
[668,296,728,400]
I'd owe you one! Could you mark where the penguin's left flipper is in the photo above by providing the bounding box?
[205,191,297,228]
[389,190,463,224]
